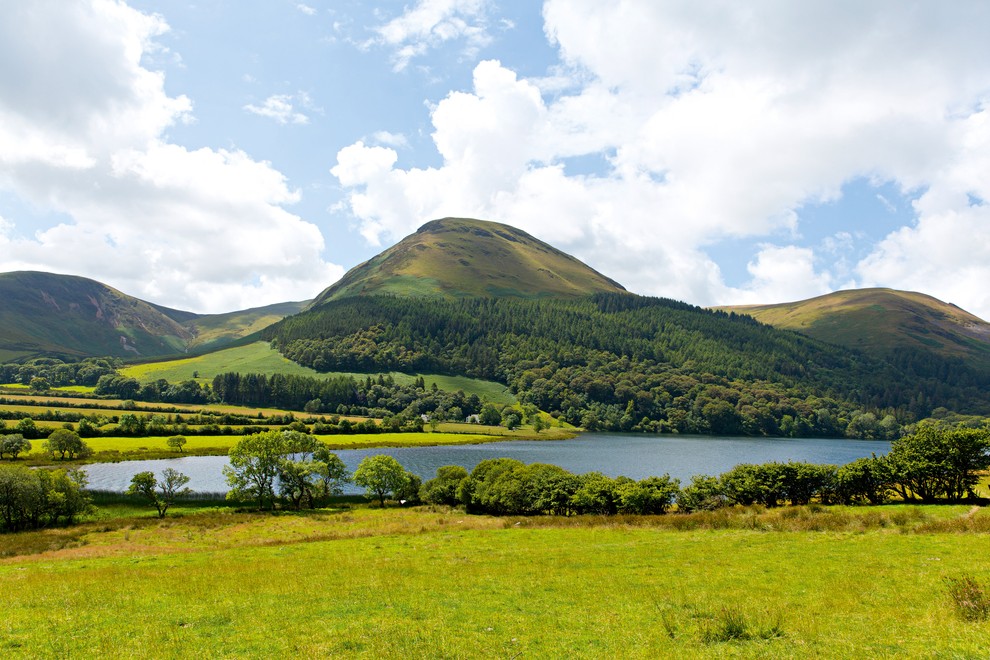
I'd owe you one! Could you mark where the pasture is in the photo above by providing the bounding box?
[0,503,988,657]
[24,429,567,462]
[119,341,516,404]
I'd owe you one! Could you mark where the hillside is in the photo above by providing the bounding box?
[0,271,305,360]
[184,301,308,350]
[309,217,626,305]
[719,289,990,370]
[0,271,194,360]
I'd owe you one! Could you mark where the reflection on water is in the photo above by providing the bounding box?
[82,433,890,494]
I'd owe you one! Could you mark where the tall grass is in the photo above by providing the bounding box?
[944,575,990,621]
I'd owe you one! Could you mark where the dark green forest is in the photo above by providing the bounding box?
[263,293,990,437]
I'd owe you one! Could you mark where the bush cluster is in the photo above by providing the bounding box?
[0,464,92,531]
[418,423,990,515]
[421,458,680,516]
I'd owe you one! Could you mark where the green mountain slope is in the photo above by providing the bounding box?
[0,272,305,360]
[184,301,308,351]
[265,292,990,434]
[0,271,194,359]
[719,288,990,369]
[309,217,626,306]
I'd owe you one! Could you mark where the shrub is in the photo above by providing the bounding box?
[420,465,468,506]
[571,472,621,515]
[396,471,422,505]
[677,474,726,512]
[835,456,892,504]
[617,475,680,515]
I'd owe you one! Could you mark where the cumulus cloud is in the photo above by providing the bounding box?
[243,94,310,125]
[857,104,990,315]
[731,245,833,305]
[367,0,494,71]
[333,1,990,318]
[0,0,341,312]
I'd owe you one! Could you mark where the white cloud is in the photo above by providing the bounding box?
[856,104,990,317]
[730,245,833,305]
[243,94,310,125]
[0,0,342,313]
[368,0,494,71]
[371,131,409,149]
[334,1,990,318]
[296,4,316,16]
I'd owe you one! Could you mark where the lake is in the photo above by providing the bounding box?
[81,433,890,494]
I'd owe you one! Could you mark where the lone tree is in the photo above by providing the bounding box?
[353,454,409,506]
[166,435,187,452]
[0,433,31,460]
[43,429,91,460]
[128,468,192,518]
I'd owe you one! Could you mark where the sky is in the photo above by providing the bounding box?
[2,1,990,319]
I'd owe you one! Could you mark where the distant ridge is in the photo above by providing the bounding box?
[0,271,306,360]
[309,217,627,307]
[719,288,990,369]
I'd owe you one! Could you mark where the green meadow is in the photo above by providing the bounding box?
[9,423,570,465]
[1,503,989,657]
[120,341,517,405]
[23,428,569,463]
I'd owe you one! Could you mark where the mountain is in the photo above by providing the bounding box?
[309,217,626,306]
[0,271,305,360]
[264,220,990,427]
[718,288,990,370]
[184,301,308,351]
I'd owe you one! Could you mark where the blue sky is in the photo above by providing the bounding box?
[2,1,990,320]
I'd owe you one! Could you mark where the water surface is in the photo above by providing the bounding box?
[82,433,889,494]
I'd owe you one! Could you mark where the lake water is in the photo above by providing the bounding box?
[82,433,890,494]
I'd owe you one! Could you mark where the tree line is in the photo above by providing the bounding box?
[0,465,91,532]
[0,357,119,390]
[412,423,990,515]
[3,423,985,533]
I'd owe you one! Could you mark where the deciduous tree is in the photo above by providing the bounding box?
[43,429,91,460]
[353,454,409,506]
[128,468,191,518]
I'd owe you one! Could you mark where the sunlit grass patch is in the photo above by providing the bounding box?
[2,513,990,656]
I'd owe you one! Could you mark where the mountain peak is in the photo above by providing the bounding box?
[720,287,990,368]
[309,217,626,306]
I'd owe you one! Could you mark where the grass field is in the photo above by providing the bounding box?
[119,341,516,404]
[15,426,573,465]
[0,393,350,420]
[120,342,323,383]
[1,503,988,657]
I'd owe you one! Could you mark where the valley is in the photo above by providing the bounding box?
[2,217,990,657]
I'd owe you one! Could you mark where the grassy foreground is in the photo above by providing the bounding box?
[1,504,989,657]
